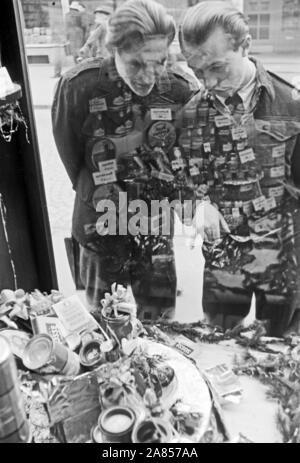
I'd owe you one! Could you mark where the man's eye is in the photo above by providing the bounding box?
[130,61,141,70]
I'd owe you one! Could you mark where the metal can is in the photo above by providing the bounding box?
[0,335,31,443]
[22,334,80,376]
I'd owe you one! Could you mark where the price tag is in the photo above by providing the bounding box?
[252,196,266,212]
[239,148,255,164]
[231,126,247,140]
[214,115,231,128]
[272,144,286,158]
[236,141,246,151]
[232,207,240,218]
[240,184,253,193]
[93,171,117,186]
[98,159,117,173]
[150,108,172,121]
[264,197,277,212]
[268,185,284,198]
[89,97,107,113]
[270,165,285,178]
[190,166,200,176]
[203,142,211,153]
[223,142,232,153]
[171,159,185,170]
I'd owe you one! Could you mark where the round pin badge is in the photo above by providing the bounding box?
[147,121,176,151]
[89,138,116,171]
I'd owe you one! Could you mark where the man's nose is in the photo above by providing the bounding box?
[138,68,155,85]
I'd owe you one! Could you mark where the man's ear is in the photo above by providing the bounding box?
[242,34,252,56]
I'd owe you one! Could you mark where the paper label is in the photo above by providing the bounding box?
[150,108,172,121]
[89,97,107,113]
[203,142,211,153]
[190,166,200,176]
[231,126,247,140]
[270,165,285,178]
[268,185,285,198]
[223,142,233,153]
[98,159,117,173]
[272,144,286,158]
[93,171,117,185]
[264,197,277,212]
[240,184,253,193]
[215,115,231,128]
[232,207,240,218]
[239,148,255,164]
[252,196,266,211]
[171,159,185,170]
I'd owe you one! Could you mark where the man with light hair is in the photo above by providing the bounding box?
[180,1,300,335]
[52,0,196,320]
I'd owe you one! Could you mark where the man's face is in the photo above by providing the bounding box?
[183,28,247,98]
[118,37,169,96]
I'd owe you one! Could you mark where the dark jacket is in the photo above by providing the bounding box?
[52,57,195,246]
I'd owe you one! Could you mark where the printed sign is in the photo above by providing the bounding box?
[252,196,266,212]
[98,159,117,173]
[215,115,231,128]
[93,171,117,186]
[272,144,286,158]
[150,108,172,121]
[89,97,107,113]
[264,197,277,212]
[239,148,255,164]
[231,126,247,140]
[270,165,285,178]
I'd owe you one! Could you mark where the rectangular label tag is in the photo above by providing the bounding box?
[272,144,286,158]
[93,171,117,185]
[89,97,107,113]
[98,159,117,173]
[239,148,255,164]
[171,159,185,170]
[214,115,231,128]
[190,166,200,177]
[231,126,247,140]
[264,197,277,212]
[232,207,240,218]
[150,108,172,121]
[203,142,211,153]
[270,165,285,178]
[268,185,285,198]
[252,196,266,211]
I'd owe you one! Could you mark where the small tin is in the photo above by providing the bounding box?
[98,406,136,443]
[22,334,80,376]
[80,339,105,371]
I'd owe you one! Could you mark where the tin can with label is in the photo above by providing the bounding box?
[22,334,80,376]
[0,336,31,443]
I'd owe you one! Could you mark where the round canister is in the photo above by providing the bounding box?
[0,336,30,443]
[98,406,136,443]
[79,339,105,370]
[22,334,68,375]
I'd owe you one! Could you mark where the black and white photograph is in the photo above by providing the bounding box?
[1,0,300,447]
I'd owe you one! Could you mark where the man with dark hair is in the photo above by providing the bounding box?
[180,1,300,335]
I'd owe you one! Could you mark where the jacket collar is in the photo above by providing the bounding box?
[249,56,275,101]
